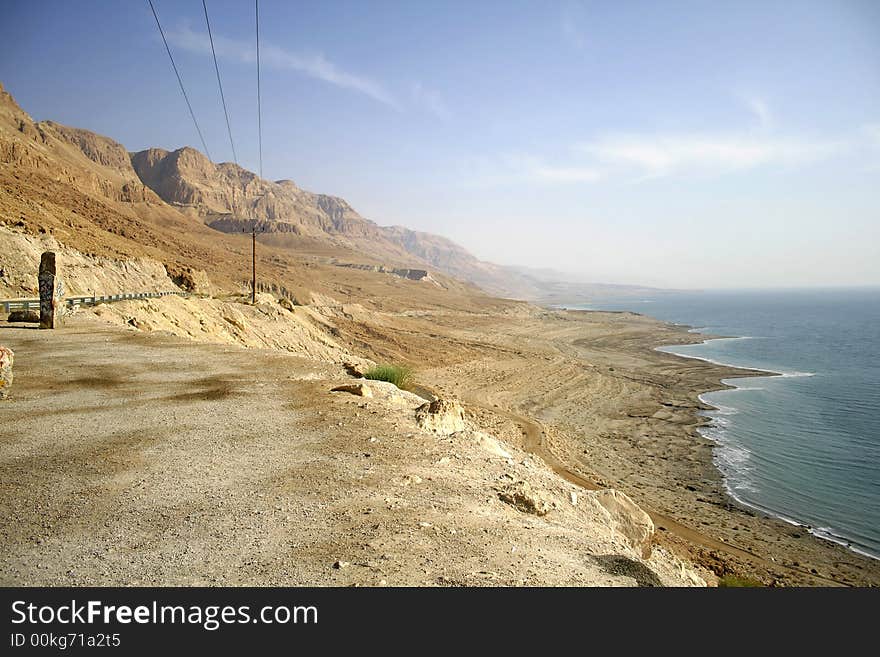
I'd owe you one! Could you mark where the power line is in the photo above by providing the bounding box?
[147,0,212,161]
[202,0,238,165]
[255,0,263,179]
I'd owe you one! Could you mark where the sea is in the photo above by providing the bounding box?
[566,288,880,561]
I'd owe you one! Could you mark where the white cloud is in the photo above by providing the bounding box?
[579,133,842,178]
[745,96,772,129]
[411,82,451,120]
[462,153,601,186]
[166,25,398,108]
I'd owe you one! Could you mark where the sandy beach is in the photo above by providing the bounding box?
[403,306,880,586]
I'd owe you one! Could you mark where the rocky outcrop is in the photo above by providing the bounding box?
[498,480,556,516]
[166,265,212,295]
[0,345,12,399]
[334,263,429,281]
[361,380,426,408]
[0,226,178,299]
[591,489,655,558]
[415,399,468,434]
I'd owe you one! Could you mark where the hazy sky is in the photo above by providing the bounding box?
[1,0,878,288]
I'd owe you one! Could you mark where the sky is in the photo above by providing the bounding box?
[1,0,878,289]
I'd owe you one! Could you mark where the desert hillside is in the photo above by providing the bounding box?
[0,82,505,311]
[1,80,536,302]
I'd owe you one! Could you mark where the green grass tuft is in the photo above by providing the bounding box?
[717,574,764,588]
[364,364,414,391]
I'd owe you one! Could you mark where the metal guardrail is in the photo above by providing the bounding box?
[1,291,189,314]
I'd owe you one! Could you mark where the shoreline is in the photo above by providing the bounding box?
[419,306,880,585]
[656,333,879,563]
[6,295,877,586]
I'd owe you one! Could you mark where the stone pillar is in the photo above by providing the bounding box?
[38,251,65,329]
[0,346,12,399]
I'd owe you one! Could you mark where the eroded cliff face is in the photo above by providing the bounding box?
[130,147,385,237]
[0,225,176,298]
[0,84,158,206]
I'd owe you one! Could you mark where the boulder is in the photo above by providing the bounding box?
[278,296,297,312]
[331,383,373,398]
[415,399,467,434]
[591,489,655,558]
[166,265,213,295]
[7,310,39,323]
[498,481,555,516]
[0,345,13,399]
[364,380,426,408]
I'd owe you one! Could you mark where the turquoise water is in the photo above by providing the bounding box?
[567,289,880,560]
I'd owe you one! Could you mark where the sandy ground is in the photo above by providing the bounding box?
[0,319,704,587]
[409,309,880,586]
[2,301,878,587]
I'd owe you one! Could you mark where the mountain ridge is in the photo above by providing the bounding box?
[1,80,656,301]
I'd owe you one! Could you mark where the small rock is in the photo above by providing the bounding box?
[0,345,13,399]
[570,492,578,506]
[331,383,373,398]
[342,361,369,377]
[332,560,349,569]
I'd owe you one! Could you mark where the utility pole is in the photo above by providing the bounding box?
[251,225,256,304]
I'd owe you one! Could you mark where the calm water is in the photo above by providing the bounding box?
[568,288,880,560]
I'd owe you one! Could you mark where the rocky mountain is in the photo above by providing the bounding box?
[1,80,652,302]
[0,81,488,308]
[127,144,521,287]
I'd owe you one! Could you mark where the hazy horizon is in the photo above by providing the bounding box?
[1,0,878,289]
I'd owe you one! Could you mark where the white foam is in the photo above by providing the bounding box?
[657,330,875,560]
[697,427,880,562]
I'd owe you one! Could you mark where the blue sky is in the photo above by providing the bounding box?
[1,0,878,288]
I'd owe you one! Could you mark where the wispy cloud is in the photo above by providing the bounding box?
[578,133,842,179]
[411,82,451,120]
[166,25,398,108]
[462,153,601,186]
[470,130,845,188]
[744,96,772,129]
